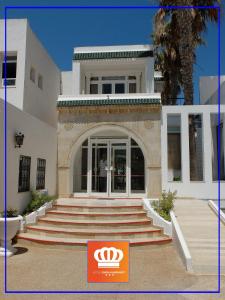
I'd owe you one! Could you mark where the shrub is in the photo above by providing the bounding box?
[23,190,56,215]
[0,209,18,218]
[151,190,176,221]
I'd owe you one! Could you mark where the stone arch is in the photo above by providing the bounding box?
[68,123,149,195]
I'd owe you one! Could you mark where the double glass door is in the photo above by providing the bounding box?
[91,140,128,196]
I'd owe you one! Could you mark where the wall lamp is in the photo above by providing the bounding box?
[15,132,24,148]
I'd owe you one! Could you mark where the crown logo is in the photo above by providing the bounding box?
[94,247,124,268]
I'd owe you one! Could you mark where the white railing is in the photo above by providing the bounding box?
[143,198,193,272]
[170,211,193,272]
[20,200,54,231]
[143,198,172,236]
[208,200,225,225]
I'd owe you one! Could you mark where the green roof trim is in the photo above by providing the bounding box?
[57,98,160,107]
[73,50,153,61]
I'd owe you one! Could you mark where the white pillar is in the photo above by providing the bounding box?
[72,61,81,95]
[202,111,212,183]
[161,109,168,187]
[145,58,154,93]
[181,112,190,184]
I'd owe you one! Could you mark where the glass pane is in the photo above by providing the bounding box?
[102,84,112,94]
[131,147,145,193]
[115,83,125,94]
[2,62,17,79]
[102,76,125,81]
[167,115,182,181]
[90,84,98,94]
[92,144,108,192]
[90,77,99,81]
[111,147,126,193]
[131,138,138,146]
[129,83,136,93]
[189,114,204,181]
[73,144,88,193]
[211,113,225,181]
[128,76,136,80]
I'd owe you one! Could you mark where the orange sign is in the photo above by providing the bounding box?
[87,241,129,283]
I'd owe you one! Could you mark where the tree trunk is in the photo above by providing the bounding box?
[176,1,198,179]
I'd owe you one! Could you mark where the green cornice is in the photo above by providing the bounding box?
[57,98,160,107]
[73,50,153,61]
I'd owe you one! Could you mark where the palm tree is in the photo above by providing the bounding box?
[154,0,221,180]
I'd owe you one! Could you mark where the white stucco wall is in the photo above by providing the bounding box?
[0,19,27,110]
[0,98,57,214]
[0,19,60,128]
[23,23,60,127]
[161,104,225,199]
[61,71,73,94]
[200,75,225,105]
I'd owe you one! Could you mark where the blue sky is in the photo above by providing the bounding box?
[0,0,224,104]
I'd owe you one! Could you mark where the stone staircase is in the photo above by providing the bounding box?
[17,198,172,247]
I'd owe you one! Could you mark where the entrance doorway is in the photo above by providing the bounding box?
[73,136,145,197]
[91,139,128,196]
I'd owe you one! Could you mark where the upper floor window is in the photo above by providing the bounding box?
[2,55,17,87]
[38,74,43,90]
[89,75,137,95]
[30,67,36,83]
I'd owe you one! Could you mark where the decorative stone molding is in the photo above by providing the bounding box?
[58,104,161,115]
[64,123,74,131]
[144,120,154,129]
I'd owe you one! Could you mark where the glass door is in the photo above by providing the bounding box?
[110,142,128,195]
[91,141,109,194]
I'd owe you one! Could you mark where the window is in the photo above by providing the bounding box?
[129,83,136,93]
[38,74,43,89]
[2,55,17,86]
[90,84,98,94]
[36,158,46,190]
[115,83,125,94]
[131,139,145,193]
[18,156,31,192]
[102,83,112,94]
[88,75,137,94]
[30,67,35,83]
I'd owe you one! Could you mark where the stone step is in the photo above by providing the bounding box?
[38,216,152,228]
[25,224,162,239]
[53,204,144,212]
[46,210,147,220]
[17,232,172,247]
[56,198,142,207]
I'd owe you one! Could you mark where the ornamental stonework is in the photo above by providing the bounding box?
[64,123,74,131]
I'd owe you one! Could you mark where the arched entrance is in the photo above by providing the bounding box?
[73,127,146,197]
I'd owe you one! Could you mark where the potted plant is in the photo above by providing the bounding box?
[0,209,23,256]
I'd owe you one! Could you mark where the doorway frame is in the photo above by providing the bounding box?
[88,138,129,197]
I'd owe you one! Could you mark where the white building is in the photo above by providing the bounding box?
[0,19,60,213]
[0,19,224,214]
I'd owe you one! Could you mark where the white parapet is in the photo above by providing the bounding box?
[208,200,225,225]
[170,211,193,272]
[143,198,172,236]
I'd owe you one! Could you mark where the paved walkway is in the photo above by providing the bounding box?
[174,198,225,274]
[0,242,224,300]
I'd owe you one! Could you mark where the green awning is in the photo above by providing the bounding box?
[73,50,153,61]
[57,98,161,107]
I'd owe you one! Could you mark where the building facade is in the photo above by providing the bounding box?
[0,19,224,214]
[57,45,163,198]
[0,19,60,212]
